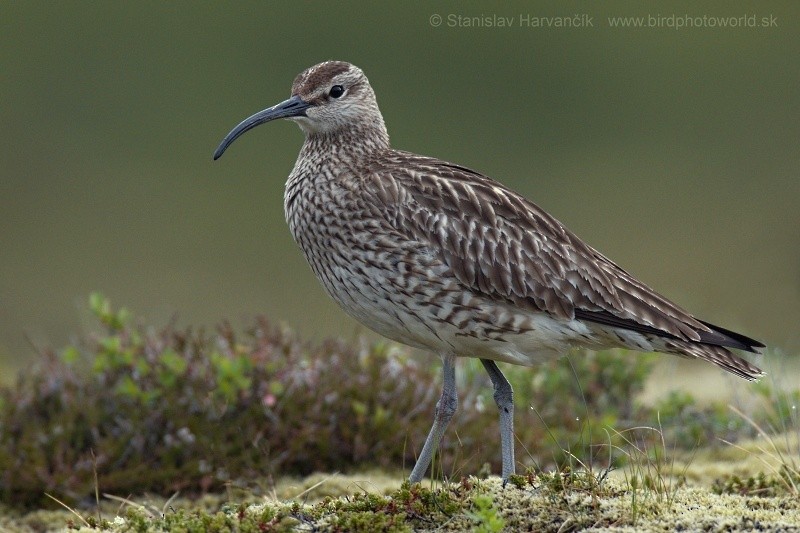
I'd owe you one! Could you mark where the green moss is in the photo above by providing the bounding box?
[3,471,800,531]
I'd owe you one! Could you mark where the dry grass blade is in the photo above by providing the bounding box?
[44,493,90,528]
[723,404,799,494]
[102,493,158,518]
[291,472,340,502]
[91,449,101,522]
[162,491,180,515]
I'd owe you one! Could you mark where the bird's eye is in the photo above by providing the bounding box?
[329,85,345,98]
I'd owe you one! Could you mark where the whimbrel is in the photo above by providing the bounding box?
[213,61,764,483]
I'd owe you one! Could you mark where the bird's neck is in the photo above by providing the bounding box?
[300,122,390,163]
[284,122,390,240]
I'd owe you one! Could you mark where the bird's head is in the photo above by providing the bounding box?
[213,61,387,160]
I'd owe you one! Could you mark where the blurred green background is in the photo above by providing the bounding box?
[1,1,797,382]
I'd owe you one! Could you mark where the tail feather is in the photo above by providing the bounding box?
[577,309,765,380]
[666,340,764,381]
[696,319,766,353]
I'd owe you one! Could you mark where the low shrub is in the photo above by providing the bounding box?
[0,293,780,508]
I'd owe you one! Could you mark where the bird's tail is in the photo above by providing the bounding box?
[667,339,764,381]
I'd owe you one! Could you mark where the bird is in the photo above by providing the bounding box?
[213,60,764,484]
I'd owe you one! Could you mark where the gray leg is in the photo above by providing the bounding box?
[481,359,515,482]
[409,353,457,483]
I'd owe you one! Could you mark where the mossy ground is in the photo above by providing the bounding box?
[3,437,800,532]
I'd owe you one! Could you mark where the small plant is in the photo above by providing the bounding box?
[535,466,609,496]
[468,493,505,533]
[712,471,794,497]
[611,420,688,524]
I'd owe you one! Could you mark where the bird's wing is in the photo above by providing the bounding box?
[363,152,724,344]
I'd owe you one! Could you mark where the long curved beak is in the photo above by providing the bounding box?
[213,95,311,160]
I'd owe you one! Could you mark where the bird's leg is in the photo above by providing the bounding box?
[409,353,457,483]
[480,359,515,482]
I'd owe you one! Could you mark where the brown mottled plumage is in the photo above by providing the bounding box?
[214,61,764,483]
